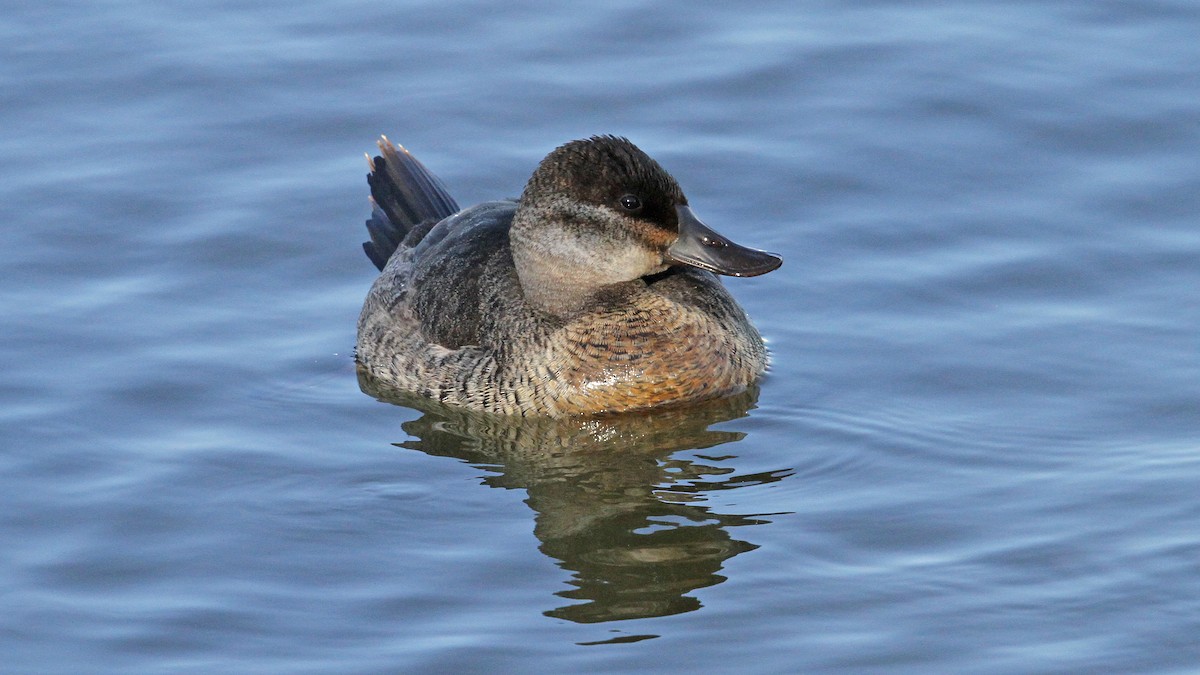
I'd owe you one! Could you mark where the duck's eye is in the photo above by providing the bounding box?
[619,194,642,212]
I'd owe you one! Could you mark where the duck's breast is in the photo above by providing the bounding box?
[536,271,767,415]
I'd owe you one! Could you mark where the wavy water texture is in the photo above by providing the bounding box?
[1,0,1198,672]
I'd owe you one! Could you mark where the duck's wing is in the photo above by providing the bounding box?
[363,137,461,271]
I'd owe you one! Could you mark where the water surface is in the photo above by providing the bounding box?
[2,0,1198,672]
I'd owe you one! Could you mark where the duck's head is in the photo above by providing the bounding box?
[510,136,782,316]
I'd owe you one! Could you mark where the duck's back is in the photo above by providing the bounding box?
[401,201,525,349]
[356,140,557,408]
[359,139,537,352]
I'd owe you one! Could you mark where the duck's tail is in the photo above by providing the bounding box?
[362,137,460,271]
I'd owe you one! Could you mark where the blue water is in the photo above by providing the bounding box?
[3,1,1199,672]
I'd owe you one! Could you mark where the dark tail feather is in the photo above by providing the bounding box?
[362,202,398,271]
[362,137,460,271]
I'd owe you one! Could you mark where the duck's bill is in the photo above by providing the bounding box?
[666,205,783,277]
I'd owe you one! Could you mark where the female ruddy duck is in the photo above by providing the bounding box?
[356,135,781,417]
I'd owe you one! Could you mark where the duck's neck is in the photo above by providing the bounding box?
[510,240,610,318]
[509,211,651,319]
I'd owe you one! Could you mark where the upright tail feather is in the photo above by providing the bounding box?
[363,137,460,271]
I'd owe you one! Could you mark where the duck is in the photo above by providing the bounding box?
[356,135,782,417]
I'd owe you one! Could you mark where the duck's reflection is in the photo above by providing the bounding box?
[361,372,792,624]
